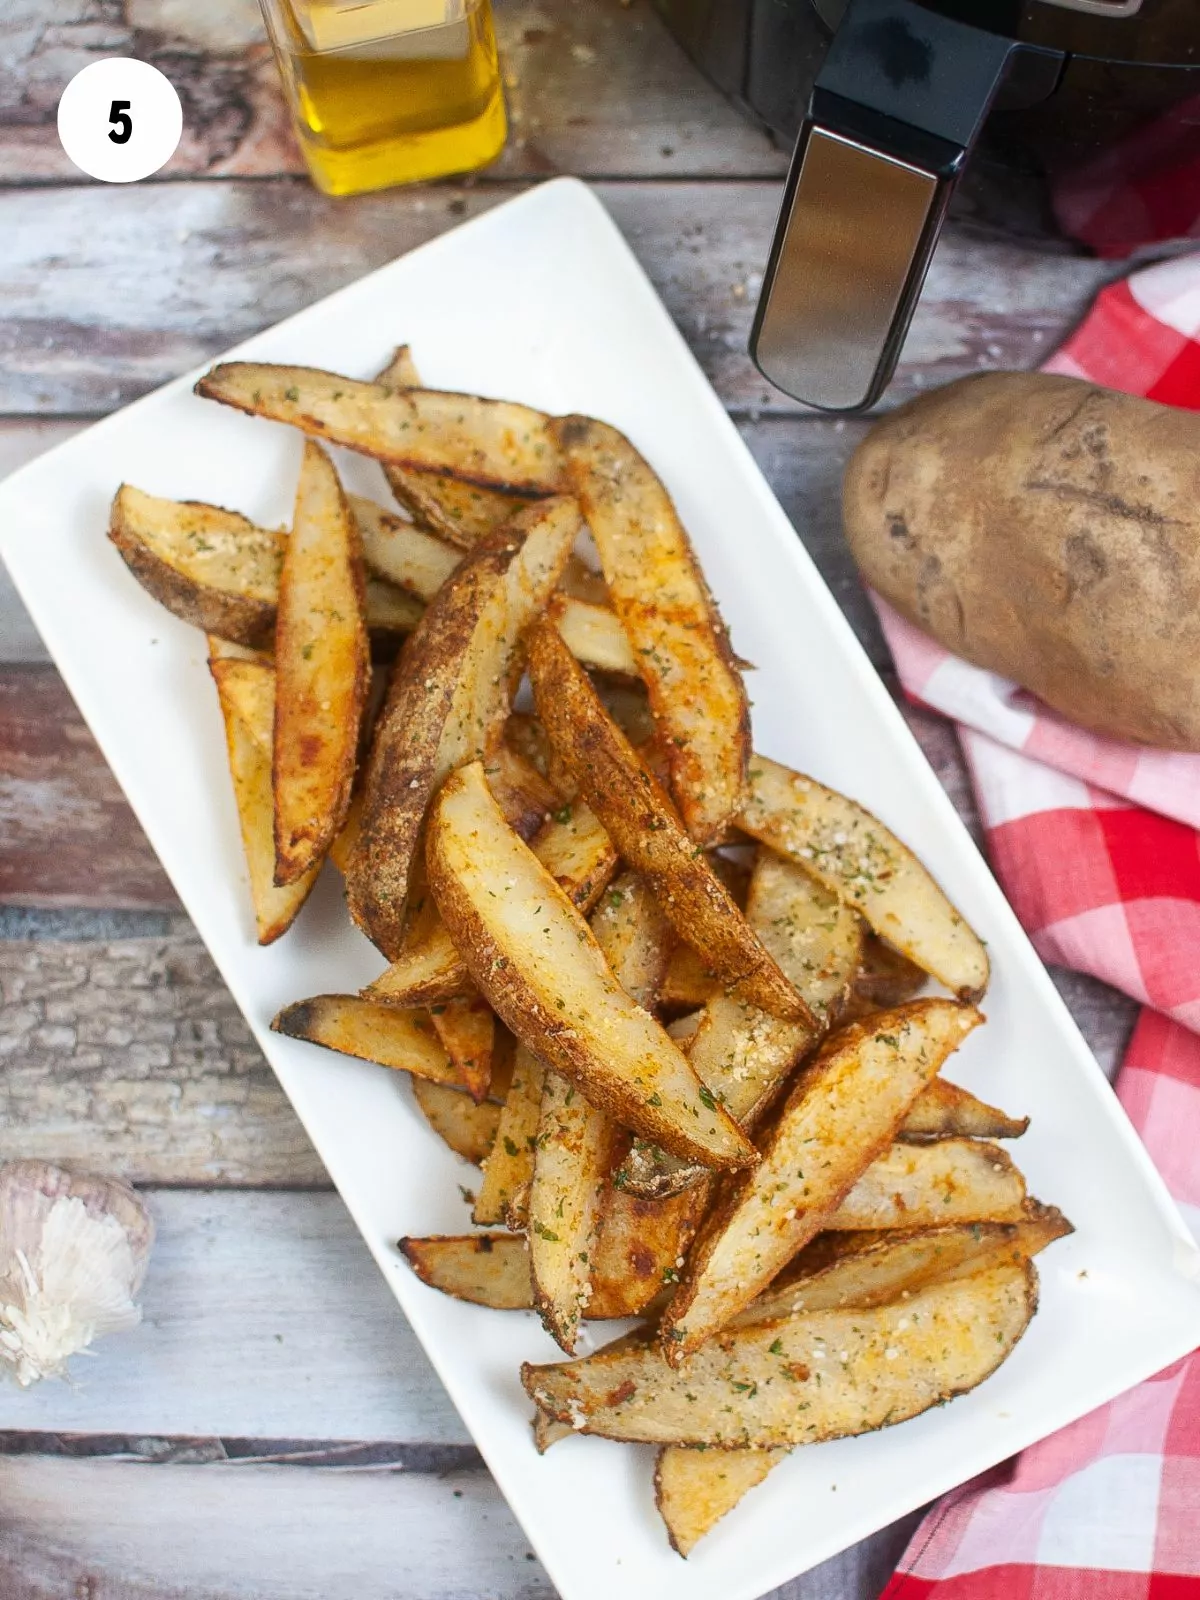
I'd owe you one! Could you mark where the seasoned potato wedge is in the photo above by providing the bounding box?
[351,493,460,598]
[272,442,370,883]
[528,873,669,1350]
[660,944,718,1013]
[524,1258,1037,1446]
[410,1078,500,1165]
[827,1138,1027,1229]
[400,1233,532,1310]
[195,364,566,495]
[589,1176,712,1321]
[660,1000,982,1358]
[556,415,750,842]
[552,594,638,678]
[739,757,989,1001]
[209,654,318,943]
[271,995,461,1086]
[427,762,757,1170]
[738,1210,1071,1326]
[428,995,494,1103]
[528,621,809,1023]
[474,1044,545,1228]
[901,1077,1029,1142]
[111,485,283,648]
[853,932,929,1012]
[347,498,580,956]
[618,854,862,1199]
[365,794,617,1008]
[655,1445,787,1558]
[533,1409,573,1454]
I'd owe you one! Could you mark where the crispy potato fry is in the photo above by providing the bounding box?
[551,593,638,678]
[660,1000,982,1359]
[271,995,463,1085]
[111,485,283,648]
[272,442,370,884]
[655,1208,1070,1554]
[655,1445,787,1558]
[660,944,718,1012]
[555,415,750,843]
[351,493,459,598]
[410,1078,501,1165]
[901,1077,1029,1142]
[374,348,531,545]
[615,852,862,1200]
[589,1177,712,1320]
[428,762,757,1171]
[195,363,566,495]
[528,621,810,1023]
[525,1258,1037,1446]
[474,1044,545,1228]
[827,1139,1028,1229]
[853,932,929,1011]
[429,996,494,1103]
[738,1210,1071,1326]
[209,654,318,943]
[400,1234,532,1310]
[739,757,989,1002]
[529,873,671,1349]
[365,793,617,1008]
[347,498,580,956]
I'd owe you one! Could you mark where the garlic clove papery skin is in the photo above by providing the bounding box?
[0,1161,154,1387]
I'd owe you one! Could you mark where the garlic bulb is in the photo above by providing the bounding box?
[0,1160,154,1387]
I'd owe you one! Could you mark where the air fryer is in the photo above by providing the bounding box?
[654,0,1200,411]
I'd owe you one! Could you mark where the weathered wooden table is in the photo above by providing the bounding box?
[0,3,1139,1595]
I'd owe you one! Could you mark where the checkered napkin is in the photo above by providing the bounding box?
[875,255,1200,1599]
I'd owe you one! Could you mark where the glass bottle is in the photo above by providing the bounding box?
[258,0,507,196]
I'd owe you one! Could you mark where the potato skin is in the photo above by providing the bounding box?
[843,372,1200,749]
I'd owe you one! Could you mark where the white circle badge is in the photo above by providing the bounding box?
[57,58,183,184]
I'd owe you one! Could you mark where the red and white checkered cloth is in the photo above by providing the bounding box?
[876,254,1200,1600]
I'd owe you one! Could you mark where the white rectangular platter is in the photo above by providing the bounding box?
[3,178,1199,1600]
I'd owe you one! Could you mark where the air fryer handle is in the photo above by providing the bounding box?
[751,0,1025,413]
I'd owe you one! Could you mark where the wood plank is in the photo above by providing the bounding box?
[0,1453,921,1600]
[0,180,1114,417]
[2,0,787,184]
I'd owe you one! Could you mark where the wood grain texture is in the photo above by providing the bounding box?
[0,1454,922,1600]
[0,180,1115,417]
[1,0,786,184]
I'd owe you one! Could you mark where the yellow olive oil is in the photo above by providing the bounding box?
[259,0,506,196]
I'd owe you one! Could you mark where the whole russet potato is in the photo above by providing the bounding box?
[843,371,1200,749]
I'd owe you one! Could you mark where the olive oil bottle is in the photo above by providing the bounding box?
[258,0,506,196]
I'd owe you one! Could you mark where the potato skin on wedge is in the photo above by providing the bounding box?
[400,1233,533,1311]
[273,441,370,884]
[524,1258,1037,1447]
[427,761,757,1171]
[347,498,579,957]
[656,1445,786,1557]
[740,757,989,1002]
[555,414,750,843]
[527,620,810,1024]
[660,999,982,1360]
[271,995,461,1086]
[195,364,566,495]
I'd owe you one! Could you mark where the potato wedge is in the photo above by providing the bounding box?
[474,1044,546,1229]
[900,1077,1028,1143]
[410,1078,500,1165]
[400,1233,532,1310]
[528,621,809,1023]
[365,794,618,1008]
[738,1211,1071,1327]
[347,497,580,956]
[195,364,566,495]
[853,932,929,1012]
[111,485,283,648]
[428,761,756,1170]
[528,873,670,1349]
[429,996,494,1103]
[660,1000,982,1359]
[271,995,461,1086]
[555,415,750,843]
[827,1138,1027,1228]
[524,1257,1037,1446]
[272,441,370,884]
[618,854,863,1199]
[590,1176,712,1321]
[209,655,318,943]
[533,1410,573,1454]
[660,944,718,1012]
[351,494,459,598]
[552,593,638,678]
[655,1445,787,1558]
[739,757,989,1002]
